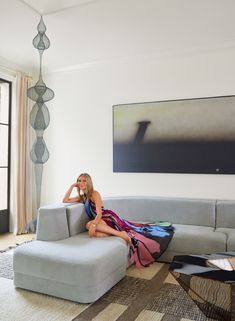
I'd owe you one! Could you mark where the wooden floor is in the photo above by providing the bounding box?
[0,233,35,251]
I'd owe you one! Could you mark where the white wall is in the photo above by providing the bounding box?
[41,45,235,204]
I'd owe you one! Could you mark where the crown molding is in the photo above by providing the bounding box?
[45,38,235,75]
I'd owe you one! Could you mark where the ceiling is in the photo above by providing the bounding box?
[1,0,235,75]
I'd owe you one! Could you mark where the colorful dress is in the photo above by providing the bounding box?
[84,198,174,268]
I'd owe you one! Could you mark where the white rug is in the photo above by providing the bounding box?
[0,277,89,321]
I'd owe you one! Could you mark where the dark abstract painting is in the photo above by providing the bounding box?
[113,95,235,174]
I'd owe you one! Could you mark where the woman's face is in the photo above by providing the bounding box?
[77,176,87,192]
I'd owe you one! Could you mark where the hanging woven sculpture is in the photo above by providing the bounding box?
[27,16,54,209]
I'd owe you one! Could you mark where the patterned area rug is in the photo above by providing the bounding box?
[72,263,215,321]
[0,247,215,321]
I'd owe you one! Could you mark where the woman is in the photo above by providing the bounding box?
[63,173,174,267]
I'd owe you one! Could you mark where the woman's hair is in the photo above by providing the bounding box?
[77,173,94,200]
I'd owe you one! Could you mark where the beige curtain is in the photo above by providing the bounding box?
[12,73,36,235]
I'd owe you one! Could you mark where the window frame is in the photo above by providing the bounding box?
[0,78,12,233]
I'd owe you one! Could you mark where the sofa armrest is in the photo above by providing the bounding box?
[36,204,70,241]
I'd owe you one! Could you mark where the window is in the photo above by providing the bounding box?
[0,79,11,233]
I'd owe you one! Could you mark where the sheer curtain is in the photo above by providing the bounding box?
[11,72,36,234]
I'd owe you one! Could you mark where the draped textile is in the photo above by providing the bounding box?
[85,199,174,267]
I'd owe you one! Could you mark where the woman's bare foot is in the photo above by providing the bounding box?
[119,231,132,245]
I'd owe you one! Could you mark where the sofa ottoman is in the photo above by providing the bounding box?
[14,229,129,303]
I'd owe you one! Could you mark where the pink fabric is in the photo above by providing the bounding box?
[129,232,160,268]
[85,199,173,268]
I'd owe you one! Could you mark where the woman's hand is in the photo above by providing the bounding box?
[71,182,78,188]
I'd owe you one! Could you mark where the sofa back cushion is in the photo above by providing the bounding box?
[103,197,215,227]
[216,201,235,228]
[36,204,70,241]
[65,203,89,236]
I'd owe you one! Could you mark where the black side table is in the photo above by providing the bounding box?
[170,252,235,321]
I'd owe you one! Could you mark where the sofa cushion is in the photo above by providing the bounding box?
[216,227,235,251]
[36,204,69,241]
[216,201,235,228]
[103,197,216,227]
[166,224,226,255]
[65,203,89,236]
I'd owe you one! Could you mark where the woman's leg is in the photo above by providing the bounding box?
[96,221,131,245]
[86,221,109,237]
[87,220,131,245]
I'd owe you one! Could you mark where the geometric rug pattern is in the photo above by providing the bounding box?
[0,249,215,321]
[72,263,215,321]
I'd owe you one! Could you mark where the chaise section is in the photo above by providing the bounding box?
[14,233,129,303]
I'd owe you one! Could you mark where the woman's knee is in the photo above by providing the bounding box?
[86,219,106,230]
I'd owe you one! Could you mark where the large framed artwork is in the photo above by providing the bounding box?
[113,95,235,174]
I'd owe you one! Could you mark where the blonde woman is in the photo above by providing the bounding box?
[63,173,132,244]
[63,173,174,267]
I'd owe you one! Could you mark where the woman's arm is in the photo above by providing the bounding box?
[92,191,103,225]
[63,183,80,203]
[88,190,103,236]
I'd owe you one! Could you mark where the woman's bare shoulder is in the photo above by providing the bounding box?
[92,190,101,199]
[91,190,103,203]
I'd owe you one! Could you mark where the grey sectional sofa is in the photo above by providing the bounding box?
[13,196,235,303]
